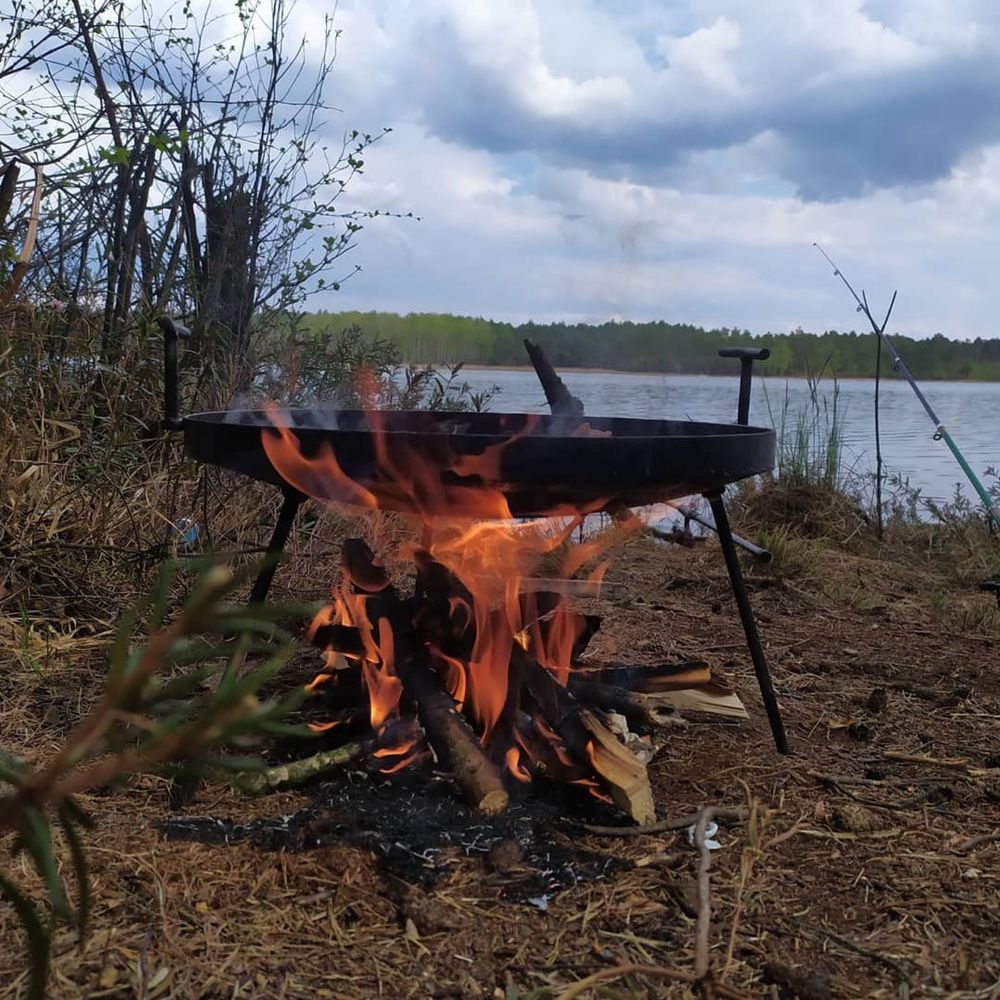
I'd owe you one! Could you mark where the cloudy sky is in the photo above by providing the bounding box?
[303,0,1000,339]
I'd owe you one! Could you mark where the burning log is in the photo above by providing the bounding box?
[344,539,510,816]
[565,676,657,731]
[577,661,713,691]
[513,647,656,825]
[393,648,510,815]
[310,623,367,658]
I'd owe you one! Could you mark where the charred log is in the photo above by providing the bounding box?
[513,647,655,824]
[523,339,585,418]
[393,644,509,816]
[565,676,657,732]
[577,661,712,692]
[345,539,509,815]
[310,623,367,658]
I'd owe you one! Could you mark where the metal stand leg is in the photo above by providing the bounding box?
[249,490,304,604]
[705,491,790,755]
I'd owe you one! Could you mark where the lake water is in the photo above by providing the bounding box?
[454,369,1000,509]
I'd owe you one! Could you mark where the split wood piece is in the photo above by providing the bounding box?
[578,708,656,825]
[523,338,585,417]
[514,647,655,825]
[568,675,748,725]
[645,684,749,721]
[577,660,713,691]
[346,538,509,815]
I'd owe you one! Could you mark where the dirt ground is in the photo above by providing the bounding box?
[1,527,998,999]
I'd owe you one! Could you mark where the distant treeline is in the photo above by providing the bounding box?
[299,311,1000,380]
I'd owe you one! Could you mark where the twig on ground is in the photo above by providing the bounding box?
[693,807,716,990]
[954,831,1000,854]
[883,751,971,769]
[807,770,933,812]
[722,791,755,982]
[552,963,751,1000]
[225,742,367,795]
[582,806,747,837]
[806,925,911,983]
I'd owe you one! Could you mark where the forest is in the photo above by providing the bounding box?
[301,310,1000,380]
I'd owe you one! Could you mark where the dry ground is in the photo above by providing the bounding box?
[1,525,998,999]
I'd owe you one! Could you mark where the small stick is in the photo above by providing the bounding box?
[553,964,751,1000]
[225,742,367,794]
[583,806,747,837]
[955,831,1000,854]
[806,770,933,812]
[807,925,911,982]
[693,807,716,985]
[883,751,971,769]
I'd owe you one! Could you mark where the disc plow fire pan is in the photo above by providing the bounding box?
[158,317,788,755]
[183,408,775,518]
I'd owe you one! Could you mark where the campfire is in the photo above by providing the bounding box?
[159,318,788,824]
[261,402,745,826]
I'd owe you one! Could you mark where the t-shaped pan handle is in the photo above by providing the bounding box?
[718,347,770,425]
[157,315,191,430]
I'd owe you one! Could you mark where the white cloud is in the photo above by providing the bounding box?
[656,16,744,97]
[307,0,1000,340]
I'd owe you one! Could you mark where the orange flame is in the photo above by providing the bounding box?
[308,719,341,733]
[505,745,532,783]
[263,405,641,789]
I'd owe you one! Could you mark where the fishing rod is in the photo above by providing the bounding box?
[815,244,999,530]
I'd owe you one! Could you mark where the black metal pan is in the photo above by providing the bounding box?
[182,407,775,517]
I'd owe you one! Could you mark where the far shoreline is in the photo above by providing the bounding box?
[416,363,1000,384]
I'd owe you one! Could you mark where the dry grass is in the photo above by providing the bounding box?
[2,524,998,998]
[2,346,998,997]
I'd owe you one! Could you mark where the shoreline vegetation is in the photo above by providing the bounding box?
[457,363,1000,383]
[301,309,1000,382]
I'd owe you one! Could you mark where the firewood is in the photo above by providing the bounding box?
[345,538,509,815]
[576,661,713,691]
[574,662,747,720]
[578,708,656,826]
[566,676,656,731]
[513,647,655,825]
[310,622,366,657]
[392,644,509,815]
[644,684,748,720]
[523,338,585,417]
[342,537,391,592]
